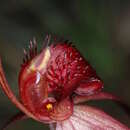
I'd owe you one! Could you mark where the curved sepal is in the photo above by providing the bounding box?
[0,59,38,121]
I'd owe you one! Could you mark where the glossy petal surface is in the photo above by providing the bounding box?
[56,105,129,130]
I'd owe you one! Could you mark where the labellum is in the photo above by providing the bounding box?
[0,35,129,130]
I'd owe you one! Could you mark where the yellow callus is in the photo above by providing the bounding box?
[46,103,53,111]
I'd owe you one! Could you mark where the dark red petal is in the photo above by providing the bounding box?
[56,105,129,130]
[0,59,38,121]
[49,98,73,121]
[73,91,120,104]
[73,91,130,115]
[1,112,28,130]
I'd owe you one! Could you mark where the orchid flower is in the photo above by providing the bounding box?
[0,35,129,130]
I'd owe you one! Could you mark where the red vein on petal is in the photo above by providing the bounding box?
[68,120,75,130]
[61,122,63,130]
[56,122,62,130]
[57,105,130,130]
[59,120,75,130]
[71,113,103,129]
[0,59,38,121]
[49,123,56,130]
[73,105,129,130]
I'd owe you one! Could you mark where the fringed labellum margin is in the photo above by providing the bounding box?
[0,35,129,130]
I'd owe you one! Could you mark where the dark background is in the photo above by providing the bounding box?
[0,0,130,129]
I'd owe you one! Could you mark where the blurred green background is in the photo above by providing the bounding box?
[0,0,130,129]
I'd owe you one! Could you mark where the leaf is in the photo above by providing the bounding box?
[56,105,129,130]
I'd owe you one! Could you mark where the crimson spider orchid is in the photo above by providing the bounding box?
[0,35,129,130]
